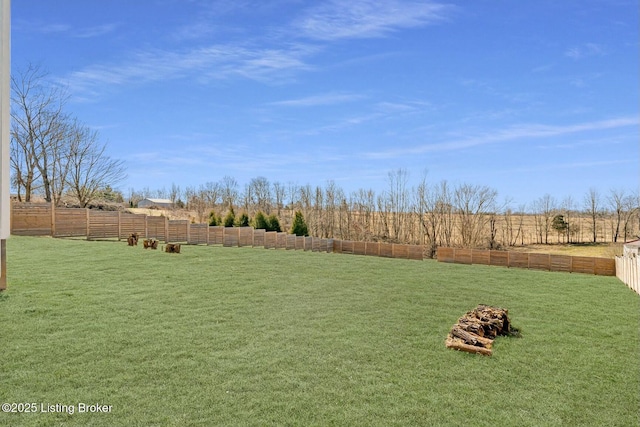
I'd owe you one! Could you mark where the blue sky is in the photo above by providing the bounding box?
[11,0,639,206]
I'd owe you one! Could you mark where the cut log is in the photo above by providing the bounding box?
[451,327,493,348]
[446,337,493,356]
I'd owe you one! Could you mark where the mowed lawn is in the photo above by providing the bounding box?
[0,236,638,427]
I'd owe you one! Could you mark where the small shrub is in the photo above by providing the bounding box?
[290,211,308,236]
[266,214,282,232]
[223,208,236,227]
[253,211,269,230]
[209,211,222,226]
[235,212,250,227]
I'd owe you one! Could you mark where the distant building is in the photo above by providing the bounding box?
[623,239,640,257]
[138,198,174,209]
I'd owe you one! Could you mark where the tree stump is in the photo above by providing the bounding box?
[445,305,513,356]
[143,238,158,249]
[127,233,139,246]
[165,243,181,253]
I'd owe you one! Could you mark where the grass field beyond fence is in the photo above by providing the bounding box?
[1,236,639,427]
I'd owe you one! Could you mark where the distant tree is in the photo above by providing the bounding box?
[290,210,309,236]
[583,187,602,243]
[253,211,268,229]
[66,123,126,207]
[208,210,222,226]
[223,207,236,227]
[266,214,282,232]
[235,212,250,227]
[551,214,568,241]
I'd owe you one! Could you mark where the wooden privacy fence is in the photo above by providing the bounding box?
[437,247,616,276]
[615,256,639,295]
[10,203,424,261]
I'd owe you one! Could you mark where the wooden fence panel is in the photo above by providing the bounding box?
[366,242,380,257]
[454,248,472,265]
[529,253,551,271]
[188,224,209,245]
[264,231,277,249]
[209,226,224,245]
[392,244,409,259]
[380,243,393,258]
[616,256,639,294]
[303,236,312,251]
[471,249,490,265]
[408,245,424,261]
[353,241,366,256]
[489,251,508,267]
[239,227,253,247]
[550,255,572,273]
[437,247,455,263]
[168,220,188,242]
[276,233,287,249]
[571,256,595,274]
[253,229,265,247]
[286,234,296,250]
[341,240,354,254]
[294,236,305,250]
[146,216,167,241]
[11,203,52,236]
[120,213,146,239]
[594,258,615,276]
[223,227,240,247]
[87,211,119,239]
[54,208,87,237]
[311,237,322,252]
[324,239,334,253]
[333,240,342,254]
[508,252,529,269]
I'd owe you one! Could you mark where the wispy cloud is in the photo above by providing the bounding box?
[15,20,119,38]
[64,43,316,99]
[269,92,365,107]
[294,0,451,41]
[565,43,606,60]
[366,116,639,159]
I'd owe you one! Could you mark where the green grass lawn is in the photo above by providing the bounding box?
[1,236,638,427]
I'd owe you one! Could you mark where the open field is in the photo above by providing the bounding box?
[509,243,624,258]
[1,236,638,426]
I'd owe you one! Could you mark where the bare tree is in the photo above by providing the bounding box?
[531,194,557,244]
[453,183,497,248]
[10,64,69,202]
[66,123,126,207]
[583,187,602,243]
[607,188,636,243]
[272,181,286,216]
[220,175,238,211]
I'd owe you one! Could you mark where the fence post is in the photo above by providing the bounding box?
[51,203,56,237]
[85,208,90,240]
[117,211,122,241]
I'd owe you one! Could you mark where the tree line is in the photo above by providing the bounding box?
[127,170,640,256]
[10,65,638,251]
